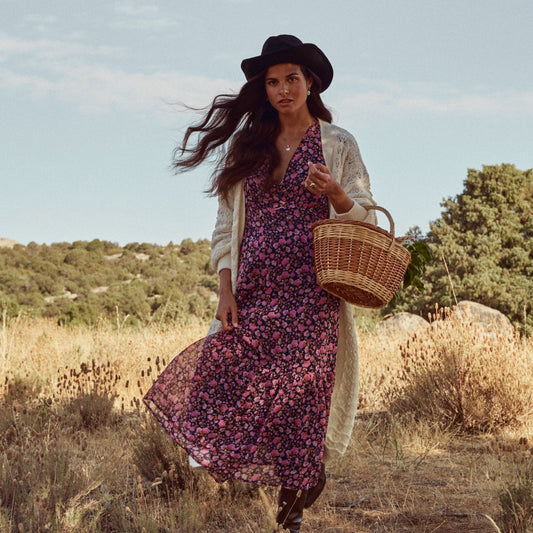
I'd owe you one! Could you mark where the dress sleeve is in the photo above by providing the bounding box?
[210,189,234,273]
[333,132,377,225]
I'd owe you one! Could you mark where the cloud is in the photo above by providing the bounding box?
[0,34,121,62]
[4,32,530,122]
[23,14,58,25]
[112,2,175,30]
[0,63,237,116]
[336,78,533,117]
[0,33,237,116]
[20,13,58,33]
[51,66,236,115]
[115,4,159,16]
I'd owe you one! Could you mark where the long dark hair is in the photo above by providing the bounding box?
[173,67,333,199]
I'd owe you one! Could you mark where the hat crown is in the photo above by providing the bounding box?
[241,34,333,92]
[261,35,303,56]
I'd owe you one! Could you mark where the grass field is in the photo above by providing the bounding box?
[1,313,532,532]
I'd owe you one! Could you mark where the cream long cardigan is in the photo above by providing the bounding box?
[208,119,377,463]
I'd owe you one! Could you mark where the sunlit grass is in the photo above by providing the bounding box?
[1,314,532,532]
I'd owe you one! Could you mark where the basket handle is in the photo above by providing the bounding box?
[364,205,397,249]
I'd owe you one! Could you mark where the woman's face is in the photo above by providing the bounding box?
[265,63,312,116]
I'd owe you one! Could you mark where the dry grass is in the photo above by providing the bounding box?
[1,314,532,532]
[387,308,533,432]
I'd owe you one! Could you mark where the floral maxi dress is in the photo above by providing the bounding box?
[144,121,340,490]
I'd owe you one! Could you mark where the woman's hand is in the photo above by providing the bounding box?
[216,269,238,331]
[304,161,333,195]
[304,161,354,214]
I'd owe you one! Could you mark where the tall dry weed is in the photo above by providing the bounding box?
[0,402,90,532]
[387,308,533,433]
[132,416,191,494]
[358,329,404,410]
[499,463,533,533]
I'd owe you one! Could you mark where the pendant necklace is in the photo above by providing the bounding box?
[281,138,293,152]
[280,121,312,153]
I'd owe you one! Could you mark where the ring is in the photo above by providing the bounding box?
[309,182,316,188]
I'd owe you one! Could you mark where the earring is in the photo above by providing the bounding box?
[307,89,311,96]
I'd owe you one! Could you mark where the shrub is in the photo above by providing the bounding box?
[56,361,120,430]
[58,303,100,326]
[387,308,533,433]
[1,373,43,407]
[0,296,20,319]
[86,239,105,253]
[66,389,117,430]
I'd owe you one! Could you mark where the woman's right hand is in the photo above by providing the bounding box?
[216,269,239,331]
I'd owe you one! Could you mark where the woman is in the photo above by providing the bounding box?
[144,34,376,532]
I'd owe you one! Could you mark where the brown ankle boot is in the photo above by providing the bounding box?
[276,487,308,533]
[304,462,326,509]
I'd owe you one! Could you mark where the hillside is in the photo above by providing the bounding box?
[0,238,218,326]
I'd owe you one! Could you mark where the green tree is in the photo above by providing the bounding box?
[398,164,533,333]
[86,239,105,253]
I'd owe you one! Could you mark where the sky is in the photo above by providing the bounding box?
[1,0,532,246]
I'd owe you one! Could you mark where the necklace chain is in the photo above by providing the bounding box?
[279,120,313,154]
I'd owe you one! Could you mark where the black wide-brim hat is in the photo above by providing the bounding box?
[241,34,333,92]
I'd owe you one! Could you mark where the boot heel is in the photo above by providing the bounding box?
[276,487,308,532]
[304,462,326,509]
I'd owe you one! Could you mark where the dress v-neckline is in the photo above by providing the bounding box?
[273,120,316,186]
[273,148,298,186]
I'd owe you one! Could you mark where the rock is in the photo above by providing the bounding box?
[375,312,430,336]
[453,300,513,333]
[0,238,18,248]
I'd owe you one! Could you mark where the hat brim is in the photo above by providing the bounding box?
[241,43,333,92]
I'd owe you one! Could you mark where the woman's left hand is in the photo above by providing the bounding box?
[304,161,334,196]
[304,160,356,215]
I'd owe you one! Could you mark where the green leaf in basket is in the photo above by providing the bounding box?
[401,240,433,293]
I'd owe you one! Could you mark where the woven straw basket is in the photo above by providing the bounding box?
[312,206,411,308]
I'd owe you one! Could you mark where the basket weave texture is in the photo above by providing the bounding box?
[312,206,411,308]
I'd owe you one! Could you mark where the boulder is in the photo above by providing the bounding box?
[375,312,429,336]
[453,300,513,333]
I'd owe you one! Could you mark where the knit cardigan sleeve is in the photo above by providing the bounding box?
[211,181,246,281]
[320,119,377,225]
[210,190,234,274]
